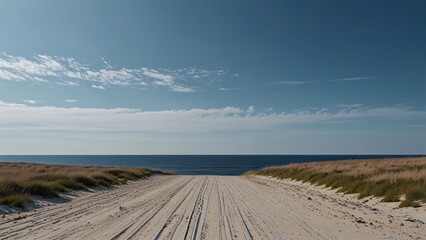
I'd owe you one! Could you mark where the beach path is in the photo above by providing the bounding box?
[0,176,424,240]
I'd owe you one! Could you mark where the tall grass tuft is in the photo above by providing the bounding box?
[246,157,426,208]
[0,163,175,208]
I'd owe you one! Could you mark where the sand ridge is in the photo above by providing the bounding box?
[0,175,424,239]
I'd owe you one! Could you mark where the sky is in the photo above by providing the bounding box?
[0,0,425,154]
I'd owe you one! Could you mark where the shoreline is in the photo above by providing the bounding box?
[2,154,424,176]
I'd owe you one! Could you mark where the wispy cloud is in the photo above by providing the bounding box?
[142,68,173,86]
[336,103,363,108]
[23,99,38,104]
[328,76,378,82]
[171,86,195,92]
[55,81,80,87]
[141,68,194,92]
[247,106,255,114]
[219,87,245,91]
[0,69,26,81]
[0,53,233,93]
[91,84,106,90]
[270,77,378,86]
[0,100,423,133]
[64,99,78,103]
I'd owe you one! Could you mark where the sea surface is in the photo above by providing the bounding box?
[0,155,421,175]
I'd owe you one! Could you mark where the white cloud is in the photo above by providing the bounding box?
[0,53,235,93]
[171,85,195,92]
[0,69,26,81]
[142,69,174,86]
[142,68,194,92]
[56,81,80,87]
[0,53,60,78]
[36,55,66,72]
[336,103,363,108]
[0,101,26,107]
[247,106,255,114]
[269,77,378,87]
[0,101,423,134]
[23,99,38,104]
[101,57,113,69]
[91,84,106,90]
[1,101,424,154]
[219,87,245,91]
[84,69,135,86]
[64,99,78,103]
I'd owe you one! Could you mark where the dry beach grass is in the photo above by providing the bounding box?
[247,157,426,207]
[0,162,174,208]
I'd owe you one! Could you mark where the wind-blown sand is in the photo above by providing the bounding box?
[0,175,424,239]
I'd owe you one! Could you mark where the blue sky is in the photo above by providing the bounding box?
[0,0,425,154]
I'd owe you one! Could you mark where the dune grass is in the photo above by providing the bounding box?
[0,162,175,208]
[246,157,426,208]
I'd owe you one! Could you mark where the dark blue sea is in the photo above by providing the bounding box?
[0,155,421,175]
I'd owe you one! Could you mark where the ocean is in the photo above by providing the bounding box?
[0,155,420,175]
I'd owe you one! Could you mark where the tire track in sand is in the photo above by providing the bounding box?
[1,175,415,240]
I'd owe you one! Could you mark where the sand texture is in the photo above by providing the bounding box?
[0,175,424,240]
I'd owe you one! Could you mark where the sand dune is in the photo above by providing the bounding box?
[0,175,424,239]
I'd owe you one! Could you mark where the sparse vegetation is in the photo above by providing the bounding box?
[0,162,175,208]
[246,157,426,208]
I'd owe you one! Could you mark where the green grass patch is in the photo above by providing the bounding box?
[0,195,31,208]
[73,176,98,187]
[51,178,86,191]
[22,181,59,198]
[93,174,119,186]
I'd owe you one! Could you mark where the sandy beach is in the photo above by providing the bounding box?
[0,175,424,240]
